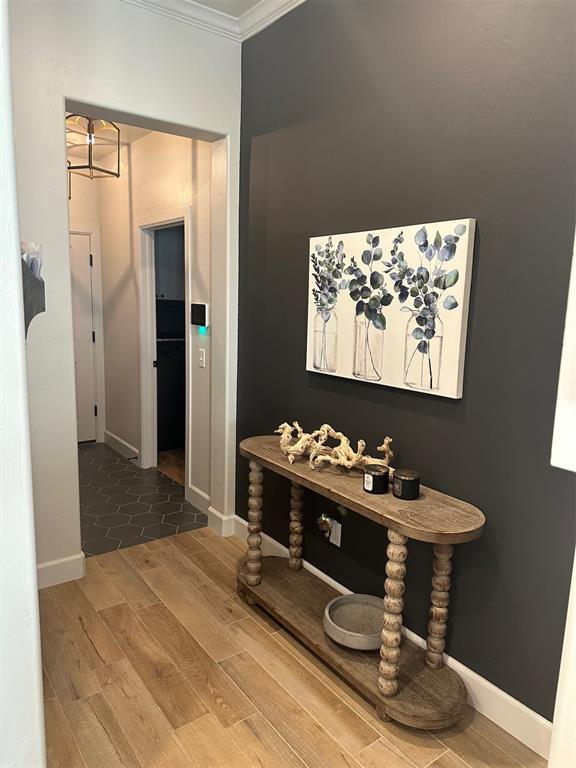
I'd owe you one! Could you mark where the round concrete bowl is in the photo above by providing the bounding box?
[323,594,384,651]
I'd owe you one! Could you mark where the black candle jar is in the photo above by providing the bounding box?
[392,468,420,500]
[363,465,389,495]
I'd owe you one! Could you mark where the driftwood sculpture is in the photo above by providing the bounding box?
[275,422,393,471]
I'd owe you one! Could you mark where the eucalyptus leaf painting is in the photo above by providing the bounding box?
[306,219,475,398]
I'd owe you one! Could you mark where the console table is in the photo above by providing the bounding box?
[237,435,485,730]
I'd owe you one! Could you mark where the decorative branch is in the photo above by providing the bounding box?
[275,422,394,471]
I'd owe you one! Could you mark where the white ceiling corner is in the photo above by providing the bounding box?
[119,0,306,42]
[239,0,306,40]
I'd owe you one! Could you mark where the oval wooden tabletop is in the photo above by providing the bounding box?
[240,436,485,544]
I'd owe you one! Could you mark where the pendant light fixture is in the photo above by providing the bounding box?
[66,114,120,180]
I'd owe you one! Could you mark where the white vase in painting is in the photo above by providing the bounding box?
[404,313,444,391]
[313,309,338,373]
[353,313,384,381]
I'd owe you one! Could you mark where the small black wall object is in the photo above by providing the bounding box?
[191,302,209,327]
[363,465,389,494]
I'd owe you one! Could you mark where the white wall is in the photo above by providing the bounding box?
[549,233,576,766]
[551,233,576,473]
[98,143,140,452]
[0,0,46,763]
[9,0,241,577]
[69,172,100,234]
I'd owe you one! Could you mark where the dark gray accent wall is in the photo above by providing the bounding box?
[238,0,576,719]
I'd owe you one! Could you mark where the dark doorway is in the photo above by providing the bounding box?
[154,225,185,462]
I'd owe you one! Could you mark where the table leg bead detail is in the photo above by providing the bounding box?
[425,544,453,669]
[379,529,407,698]
[246,461,263,586]
[289,482,304,570]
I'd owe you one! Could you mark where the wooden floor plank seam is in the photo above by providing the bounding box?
[212,651,317,768]
[61,690,145,768]
[47,697,89,768]
[216,647,323,768]
[230,711,314,768]
[429,750,473,768]
[467,721,531,768]
[60,698,91,768]
[231,617,383,754]
[249,716,314,768]
[278,635,404,753]
[433,713,528,768]
[230,647,366,766]
[135,600,256,729]
[421,748,450,767]
[239,713,314,768]
[221,650,365,768]
[356,736,421,768]
[43,665,57,701]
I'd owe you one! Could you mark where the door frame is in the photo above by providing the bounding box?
[69,227,106,443]
[137,207,192,491]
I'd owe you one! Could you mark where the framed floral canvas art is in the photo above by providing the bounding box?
[306,219,476,398]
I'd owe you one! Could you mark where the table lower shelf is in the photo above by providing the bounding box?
[237,556,466,730]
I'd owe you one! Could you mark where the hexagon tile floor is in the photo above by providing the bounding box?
[79,442,207,556]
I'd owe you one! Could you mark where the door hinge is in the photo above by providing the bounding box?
[94,404,98,417]
[89,253,93,267]
[92,330,96,343]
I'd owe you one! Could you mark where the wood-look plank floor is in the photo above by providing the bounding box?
[157,449,185,485]
[40,530,547,768]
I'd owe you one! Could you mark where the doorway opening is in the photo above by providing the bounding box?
[154,224,186,485]
[67,114,216,554]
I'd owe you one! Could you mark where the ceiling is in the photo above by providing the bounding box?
[194,0,262,17]
[114,123,151,144]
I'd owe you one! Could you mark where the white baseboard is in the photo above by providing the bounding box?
[233,515,552,760]
[37,552,85,589]
[104,430,139,459]
[186,483,210,515]
[208,506,235,537]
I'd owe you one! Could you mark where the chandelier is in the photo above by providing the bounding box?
[66,114,120,179]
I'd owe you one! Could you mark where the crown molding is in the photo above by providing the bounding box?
[239,0,306,40]
[120,0,241,41]
[119,0,305,42]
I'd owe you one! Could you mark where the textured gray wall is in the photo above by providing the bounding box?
[238,0,576,719]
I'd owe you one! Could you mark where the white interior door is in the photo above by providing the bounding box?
[70,233,97,442]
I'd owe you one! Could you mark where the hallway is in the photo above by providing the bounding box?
[79,443,206,555]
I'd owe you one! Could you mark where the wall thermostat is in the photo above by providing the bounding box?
[191,303,209,328]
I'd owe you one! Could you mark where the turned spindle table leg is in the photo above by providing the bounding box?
[425,543,453,669]
[246,460,263,586]
[289,481,304,569]
[378,529,408,698]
